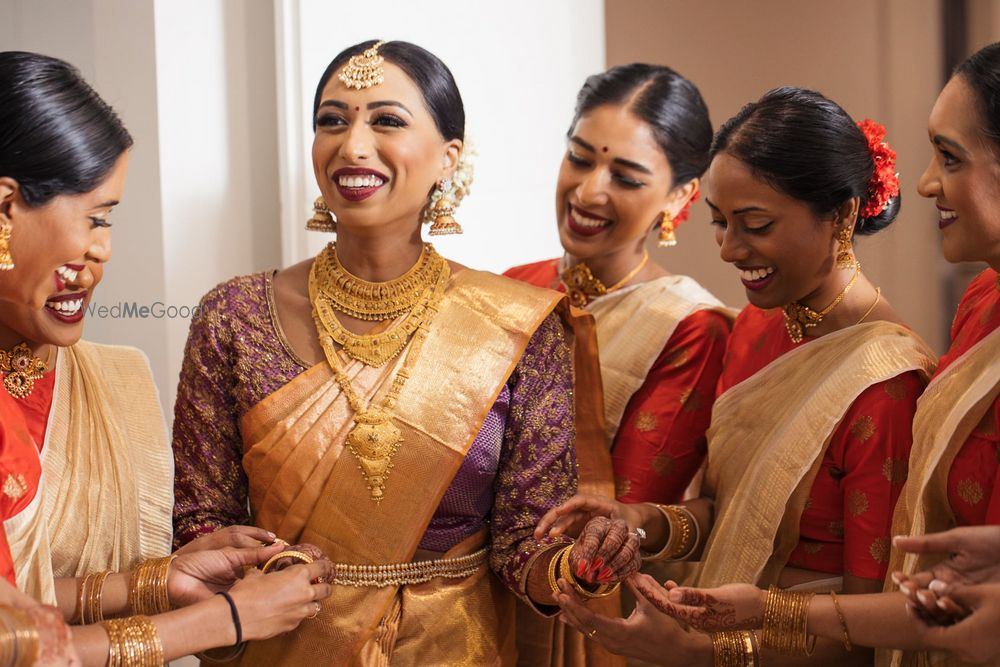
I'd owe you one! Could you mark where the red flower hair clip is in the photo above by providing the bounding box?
[856,119,900,219]
[673,188,700,227]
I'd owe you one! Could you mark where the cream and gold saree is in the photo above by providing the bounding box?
[5,340,173,603]
[881,326,1000,667]
[693,322,935,589]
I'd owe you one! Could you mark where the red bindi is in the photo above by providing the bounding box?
[355,106,360,111]
[602,146,609,153]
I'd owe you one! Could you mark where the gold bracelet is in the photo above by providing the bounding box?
[711,630,756,667]
[830,591,852,651]
[260,550,314,574]
[128,556,175,616]
[101,616,164,667]
[761,586,816,656]
[546,545,572,599]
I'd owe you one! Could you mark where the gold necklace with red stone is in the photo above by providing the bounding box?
[309,244,450,502]
[0,343,53,399]
[559,250,649,307]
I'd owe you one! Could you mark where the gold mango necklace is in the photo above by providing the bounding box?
[309,243,450,502]
[0,343,50,399]
[783,264,861,343]
[559,249,649,308]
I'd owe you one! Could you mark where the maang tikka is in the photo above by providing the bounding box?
[338,40,386,90]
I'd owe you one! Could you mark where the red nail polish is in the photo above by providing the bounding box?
[576,560,589,578]
[599,567,614,582]
[592,557,604,570]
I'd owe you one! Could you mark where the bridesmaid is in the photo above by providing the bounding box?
[507,63,731,506]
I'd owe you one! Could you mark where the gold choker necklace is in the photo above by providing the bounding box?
[312,243,450,366]
[314,243,439,321]
[0,343,49,399]
[783,265,861,343]
[560,250,649,307]
[309,244,450,502]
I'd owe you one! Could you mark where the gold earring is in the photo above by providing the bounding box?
[658,211,677,248]
[0,222,14,270]
[428,179,462,236]
[306,197,336,233]
[835,227,855,269]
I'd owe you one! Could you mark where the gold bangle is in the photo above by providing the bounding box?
[0,607,40,667]
[711,630,756,667]
[128,556,175,616]
[101,616,164,667]
[761,586,816,656]
[830,591,852,652]
[557,547,615,600]
[642,504,698,563]
[546,545,572,599]
[261,550,315,574]
[85,571,111,624]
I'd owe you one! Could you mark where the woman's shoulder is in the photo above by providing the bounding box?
[194,272,272,320]
[503,258,560,289]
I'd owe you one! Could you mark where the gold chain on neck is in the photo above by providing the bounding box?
[309,243,450,501]
[783,264,861,343]
[0,343,49,399]
[559,249,649,308]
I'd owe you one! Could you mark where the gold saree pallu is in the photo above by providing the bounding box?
[235,271,570,667]
[881,326,1000,667]
[694,322,935,590]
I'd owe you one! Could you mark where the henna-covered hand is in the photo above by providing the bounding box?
[568,517,641,586]
[635,578,766,632]
[28,605,79,667]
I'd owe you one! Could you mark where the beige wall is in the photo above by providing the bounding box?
[606,0,948,351]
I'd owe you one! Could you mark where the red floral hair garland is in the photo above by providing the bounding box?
[672,187,699,228]
[856,119,900,219]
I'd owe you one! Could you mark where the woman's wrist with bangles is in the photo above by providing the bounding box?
[641,503,699,562]
[545,544,620,602]
[68,556,176,625]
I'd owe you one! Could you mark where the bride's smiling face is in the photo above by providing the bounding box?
[312,62,461,233]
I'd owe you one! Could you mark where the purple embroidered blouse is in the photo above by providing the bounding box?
[171,272,577,601]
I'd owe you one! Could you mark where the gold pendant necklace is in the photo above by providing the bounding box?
[315,243,438,321]
[309,245,450,501]
[312,243,449,366]
[560,249,649,308]
[0,343,49,399]
[783,264,861,343]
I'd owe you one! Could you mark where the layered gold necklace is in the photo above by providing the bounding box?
[309,243,450,502]
[0,343,49,399]
[783,264,860,343]
[559,249,649,307]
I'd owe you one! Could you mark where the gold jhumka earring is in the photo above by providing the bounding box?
[658,210,677,248]
[0,222,13,270]
[306,197,336,232]
[428,179,462,236]
[338,41,386,90]
[835,227,856,269]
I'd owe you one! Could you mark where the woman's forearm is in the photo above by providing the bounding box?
[71,595,236,666]
[632,496,713,559]
[54,572,132,622]
[809,592,932,651]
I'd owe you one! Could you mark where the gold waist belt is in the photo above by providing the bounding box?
[331,546,490,588]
